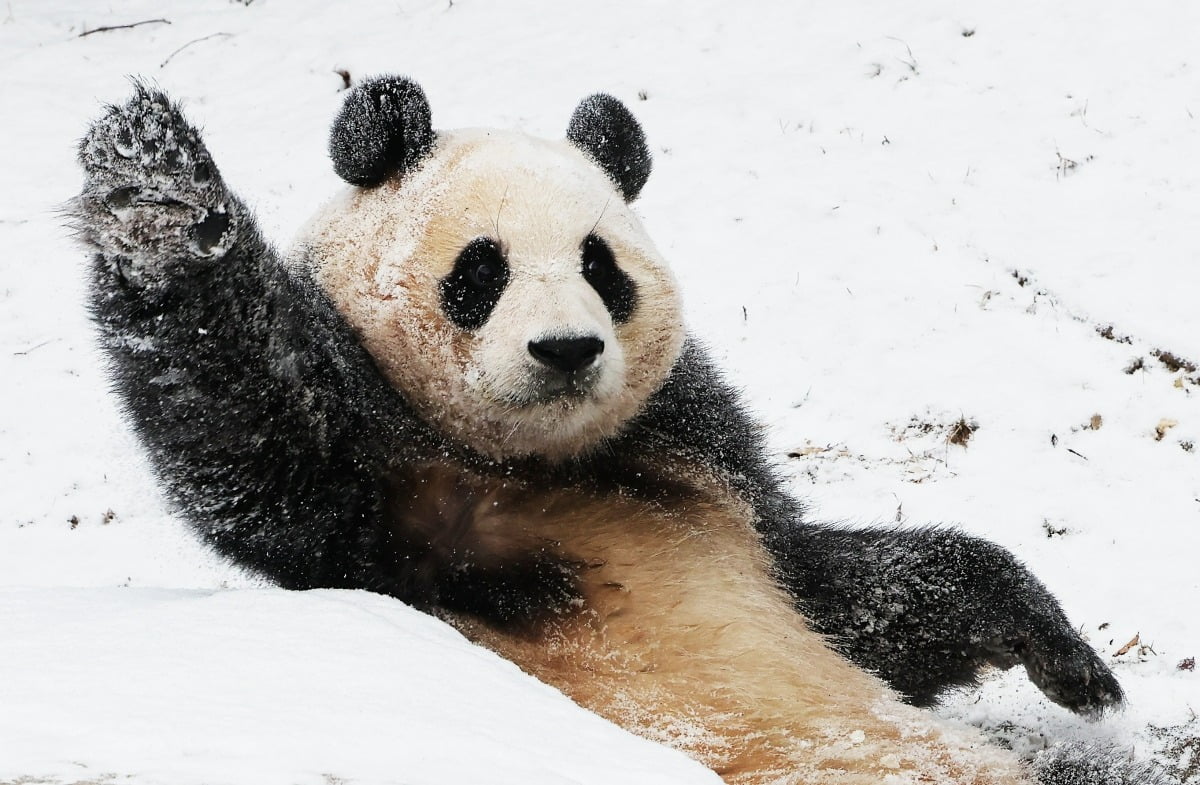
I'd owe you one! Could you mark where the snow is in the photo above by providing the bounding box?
[1,0,1197,782]
[1,588,715,784]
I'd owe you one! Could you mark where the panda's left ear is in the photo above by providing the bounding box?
[329,75,434,187]
[567,94,652,202]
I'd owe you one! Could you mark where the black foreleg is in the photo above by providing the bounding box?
[74,85,422,595]
[770,524,1123,715]
[622,340,1123,715]
[73,86,581,627]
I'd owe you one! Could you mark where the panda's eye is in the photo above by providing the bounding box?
[440,237,510,330]
[457,238,506,290]
[583,249,609,281]
[468,260,500,287]
[581,234,638,324]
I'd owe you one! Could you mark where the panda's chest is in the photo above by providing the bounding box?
[381,460,769,627]
[390,463,922,785]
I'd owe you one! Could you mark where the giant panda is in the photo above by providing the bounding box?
[73,76,1163,785]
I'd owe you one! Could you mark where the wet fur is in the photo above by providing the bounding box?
[72,83,1164,785]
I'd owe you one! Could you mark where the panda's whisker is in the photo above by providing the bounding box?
[588,197,611,238]
[493,184,510,241]
[499,418,524,447]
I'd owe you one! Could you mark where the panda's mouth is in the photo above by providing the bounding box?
[503,366,603,407]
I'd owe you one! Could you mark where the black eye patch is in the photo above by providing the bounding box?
[581,234,637,323]
[440,237,510,330]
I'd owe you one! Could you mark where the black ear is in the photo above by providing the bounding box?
[329,75,434,187]
[566,94,651,202]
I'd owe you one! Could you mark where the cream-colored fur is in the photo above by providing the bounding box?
[297,130,684,461]
[406,464,1033,785]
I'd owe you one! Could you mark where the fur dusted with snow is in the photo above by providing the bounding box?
[73,78,1157,784]
[1034,744,1171,785]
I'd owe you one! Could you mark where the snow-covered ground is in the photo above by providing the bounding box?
[2,1,1198,782]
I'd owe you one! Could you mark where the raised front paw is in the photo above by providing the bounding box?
[75,83,235,274]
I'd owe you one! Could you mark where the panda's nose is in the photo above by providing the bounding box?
[528,336,605,373]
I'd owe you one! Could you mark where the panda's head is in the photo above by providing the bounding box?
[297,76,684,462]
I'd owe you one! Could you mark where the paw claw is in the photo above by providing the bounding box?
[194,209,231,256]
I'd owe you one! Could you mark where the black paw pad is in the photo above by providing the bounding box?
[78,84,224,202]
[328,74,434,187]
[114,125,135,157]
[104,185,140,210]
[194,209,231,255]
[74,84,235,266]
[192,161,213,185]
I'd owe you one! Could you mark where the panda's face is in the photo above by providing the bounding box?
[302,130,684,461]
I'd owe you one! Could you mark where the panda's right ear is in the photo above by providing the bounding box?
[329,75,434,187]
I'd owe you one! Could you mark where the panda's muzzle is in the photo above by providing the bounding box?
[515,335,606,404]
[527,336,604,374]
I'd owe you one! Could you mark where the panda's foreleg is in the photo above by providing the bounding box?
[775,524,1123,716]
[73,86,410,594]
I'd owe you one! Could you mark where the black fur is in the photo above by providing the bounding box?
[75,85,569,622]
[75,85,1150,785]
[612,344,1123,715]
[1034,745,1172,785]
[566,94,652,201]
[774,525,1123,713]
[329,75,434,187]
[439,237,510,331]
[581,233,638,323]
[383,469,583,626]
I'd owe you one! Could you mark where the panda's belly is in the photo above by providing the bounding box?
[401,464,1029,785]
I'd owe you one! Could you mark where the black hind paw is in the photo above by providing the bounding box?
[75,84,235,276]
